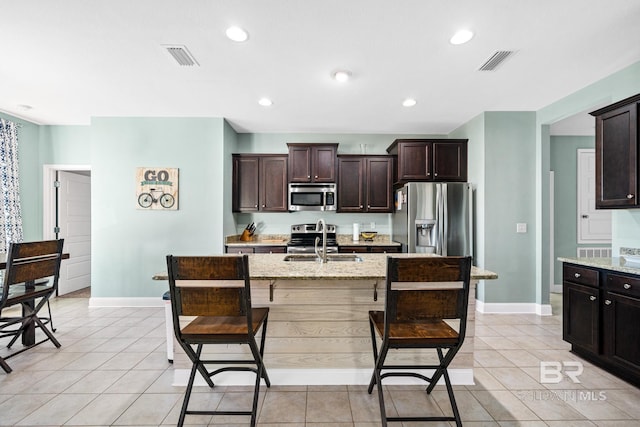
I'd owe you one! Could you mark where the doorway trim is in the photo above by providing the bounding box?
[42,164,91,240]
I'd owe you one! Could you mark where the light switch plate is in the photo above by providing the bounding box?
[516,223,527,233]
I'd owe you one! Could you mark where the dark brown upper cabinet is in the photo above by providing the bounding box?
[287,143,338,183]
[337,155,393,213]
[590,93,640,209]
[386,139,467,183]
[232,154,288,212]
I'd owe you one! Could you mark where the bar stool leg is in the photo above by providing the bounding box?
[178,344,204,427]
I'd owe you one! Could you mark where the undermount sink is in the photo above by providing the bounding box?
[283,254,363,262]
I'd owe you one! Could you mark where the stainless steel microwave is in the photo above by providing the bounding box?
[288,183,337,211]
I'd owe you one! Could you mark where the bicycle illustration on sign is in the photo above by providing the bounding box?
[136,167,179,210]
[137,187,175,209]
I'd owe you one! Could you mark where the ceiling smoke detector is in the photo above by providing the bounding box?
[478,50,513,71]
[163,45,199,66]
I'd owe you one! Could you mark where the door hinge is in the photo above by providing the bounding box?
[54,226,60,233]
[54,180,61,188]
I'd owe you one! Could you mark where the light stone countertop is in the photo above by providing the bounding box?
[225,234,289,246]
[154,253,497,281]
[557,257,640,276]
[335,234,400,247]
[245,253,496,281]
[225,234,400,247]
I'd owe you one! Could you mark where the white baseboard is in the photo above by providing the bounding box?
[173,368,475,387]
[476,299,552,316]
[88,297,164,308]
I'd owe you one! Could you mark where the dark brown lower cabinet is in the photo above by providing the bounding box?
[563,281,600,353]
[562,263,640,387]
[225,246,286,254]
[603,292,640,373]
[339,245,401,254]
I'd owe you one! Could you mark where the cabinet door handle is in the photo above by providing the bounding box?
[315,175,318,179]
[262,204,266,207]
[360,205,363,209]
[574,273,581,278]
[307,175,311,179]
[589,295,596,301]
[434,173,438,177]
[627,194,635,199]
[605,299,612,305]
[255,204,258,208]
[624,283,631,290]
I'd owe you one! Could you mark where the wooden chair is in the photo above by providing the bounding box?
[166,254,270,427]
[0,239,65,373]
[367,256,472,427]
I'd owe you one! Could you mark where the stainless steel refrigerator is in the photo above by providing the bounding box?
[392,182,473,257]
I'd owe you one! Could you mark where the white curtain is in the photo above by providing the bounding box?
[0,118,23,252]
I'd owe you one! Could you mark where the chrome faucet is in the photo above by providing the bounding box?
[314,218,328,263]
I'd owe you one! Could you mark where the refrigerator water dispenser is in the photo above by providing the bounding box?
[415,219,436,253]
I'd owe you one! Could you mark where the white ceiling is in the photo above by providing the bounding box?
[1,0,639,134]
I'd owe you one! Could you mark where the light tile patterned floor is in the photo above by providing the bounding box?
[1,293,639,426]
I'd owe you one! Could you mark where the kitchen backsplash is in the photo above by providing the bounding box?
[621,247,640,256]
[234,212,391,235]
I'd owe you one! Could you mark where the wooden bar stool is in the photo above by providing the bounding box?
[368,256,472,426]
[0,239,65,374]
[166,254,270,427]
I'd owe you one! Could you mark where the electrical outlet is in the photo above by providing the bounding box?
[516,223,527,233]
[370,222,376,230]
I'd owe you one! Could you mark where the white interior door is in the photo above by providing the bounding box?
[577,149,611,243]
[57,171,91,295]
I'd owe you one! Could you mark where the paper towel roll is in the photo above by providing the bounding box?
[353,223,360,241]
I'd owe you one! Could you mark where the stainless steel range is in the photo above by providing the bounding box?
[287,223,338,254]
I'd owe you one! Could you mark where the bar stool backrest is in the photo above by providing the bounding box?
[166,255,254,337]
[385,256,472,337]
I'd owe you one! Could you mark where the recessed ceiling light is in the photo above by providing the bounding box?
[450,29,474,45]
[258,97,273,107]
[402,98,417,107]
[226,26,249,42]
[333,70,351,83]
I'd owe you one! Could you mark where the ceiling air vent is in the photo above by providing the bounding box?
[478,50,513,71]
[163,45,199,66]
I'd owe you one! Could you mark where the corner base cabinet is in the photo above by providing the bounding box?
[562,262,640,387]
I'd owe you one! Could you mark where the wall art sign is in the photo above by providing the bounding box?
[136,167,179,210]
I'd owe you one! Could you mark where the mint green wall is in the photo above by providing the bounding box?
[550,136,608,285]
[450,114,486,299]
[612,210,640,254]
[39,125,91,165]
[90,117,225,298]
[451,112,537,304]
[537,61,640,302]
[233,132,444,236]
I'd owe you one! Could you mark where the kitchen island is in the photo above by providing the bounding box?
[166,253,498,386]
